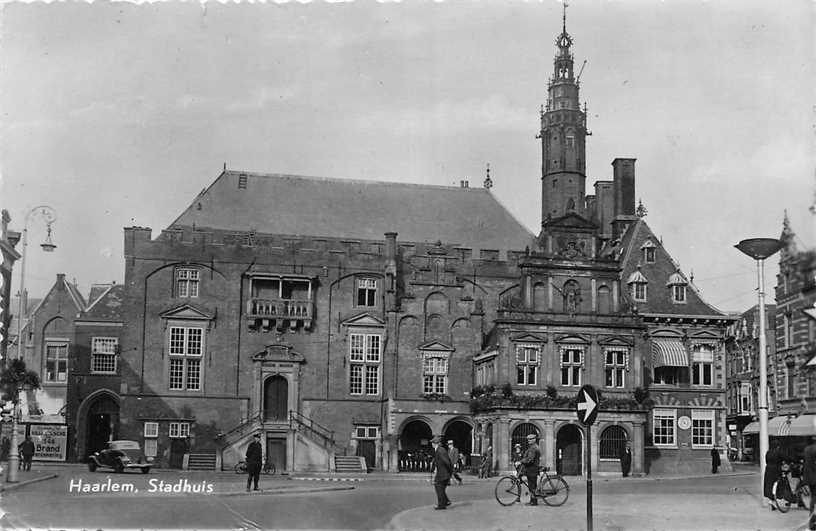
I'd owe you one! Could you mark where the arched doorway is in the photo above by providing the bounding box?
[263,375,288,421]
[444,419,473,468]
[511,422,540,457]
[85,394,120,459]
[399,419,432,471]
[557,424,583,476]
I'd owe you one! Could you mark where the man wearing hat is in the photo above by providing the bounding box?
[430,435,453,510]
[520,433,542,506]
[245,433,263,492]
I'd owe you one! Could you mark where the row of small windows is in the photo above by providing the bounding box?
[652,409,714,448]
[512,345,628,388]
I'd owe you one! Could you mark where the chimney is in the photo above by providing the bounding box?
[612,158,636,217]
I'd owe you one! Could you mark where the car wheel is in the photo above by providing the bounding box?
[141,467,150,474]
[88,461,97,472]
[114,462,124,474]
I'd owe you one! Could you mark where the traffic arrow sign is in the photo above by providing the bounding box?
[576,384,599,425]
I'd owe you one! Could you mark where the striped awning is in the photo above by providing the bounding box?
[651,338,688,367]
[743,416,794,436]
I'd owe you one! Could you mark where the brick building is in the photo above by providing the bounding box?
[114,16,732,476]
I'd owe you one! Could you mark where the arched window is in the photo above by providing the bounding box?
[599,425,628,459]
[511,423,540,456]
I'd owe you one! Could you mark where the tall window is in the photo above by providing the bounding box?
[422,353,449,395]
[633,282,647,302]
[653,409,676,446]
[604,349,627,388]
[168,326,203,391]
[673,285,686,303]
[560,346,583,387]
[91,337,118,374]
[176,268,200,298]
[45,342,68,382]
[349,333,381,395]
[516,345,540,386]
[356,278,377,307]
[691,410,714,448]
[692,345,714,386]
[739,383,752,414]
[785,314,794,347]
[787,364,796,399]
[600,426,628,459]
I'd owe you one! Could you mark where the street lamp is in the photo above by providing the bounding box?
[735,237,783,507]
[15,205,57,360]
[6,379,33,483]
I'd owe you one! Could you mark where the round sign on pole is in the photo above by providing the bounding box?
[576,384,599,426]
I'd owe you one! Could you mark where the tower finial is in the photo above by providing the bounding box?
[563,0,568,35]
[483,163,493,190]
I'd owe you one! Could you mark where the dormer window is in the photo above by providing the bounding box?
[641,240,657,264]
[627,268,648,302]
[667,271,688,304]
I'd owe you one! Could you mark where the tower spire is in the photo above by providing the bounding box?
[563,0,568,35]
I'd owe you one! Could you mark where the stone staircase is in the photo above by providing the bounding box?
[187,452,217,471]
[334,455,366,473]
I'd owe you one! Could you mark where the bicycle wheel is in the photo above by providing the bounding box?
[494,476,522,506]
[262,462,276,475]
[540,476,570,507]
[234,462,246,474]
[773,479,792,513]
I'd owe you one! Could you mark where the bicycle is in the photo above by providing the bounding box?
[494,464,569,507]
[234,458,276,475]
[773,460,811,513]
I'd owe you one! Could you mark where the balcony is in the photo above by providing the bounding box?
[247,297,314,331]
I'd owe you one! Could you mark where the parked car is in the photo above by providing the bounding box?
[88,440,152,474]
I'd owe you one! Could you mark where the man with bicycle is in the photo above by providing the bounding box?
[517,433,541,506]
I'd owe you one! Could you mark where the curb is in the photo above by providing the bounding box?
[291,476,365,482]
[0,473,59,492]
[216,485,355,497]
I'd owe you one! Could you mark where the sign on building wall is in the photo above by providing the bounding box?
[29,423,68,461]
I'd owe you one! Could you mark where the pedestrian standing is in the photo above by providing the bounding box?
[479,445,493,479]
[447,440,463,485]
[430,435,453,510]
[520,434,541,506]
[512,443,523,467]
[801,436,816,529]
[764,441,783,509]
[619,441,632,477]
[710,446,721,474]
[245,433,263,492]
[19,436,35,472]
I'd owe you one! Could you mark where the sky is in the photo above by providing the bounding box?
[1,0,813,314]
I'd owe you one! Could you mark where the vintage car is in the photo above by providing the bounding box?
[88,440,152,474]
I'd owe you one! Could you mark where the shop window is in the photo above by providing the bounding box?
[653,366,689,386]
[691,410,714,448]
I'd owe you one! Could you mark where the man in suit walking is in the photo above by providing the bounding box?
[802,436,816,529]
[430,435,453,510]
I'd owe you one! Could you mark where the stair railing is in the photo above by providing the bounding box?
[289,410,335,448]
[216,412,263,445]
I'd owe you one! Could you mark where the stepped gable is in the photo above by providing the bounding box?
[618,219,725,316]
[168,170,535,252]
[82,284,124,321]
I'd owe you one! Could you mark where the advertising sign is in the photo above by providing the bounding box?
[29,423,68,461]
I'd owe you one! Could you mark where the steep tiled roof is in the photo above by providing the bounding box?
[619,219,725,317]
[169,171,535,252]
[81,284,124,321]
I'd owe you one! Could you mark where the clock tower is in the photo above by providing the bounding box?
[540,5,590,226]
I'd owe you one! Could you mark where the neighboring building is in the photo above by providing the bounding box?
[115,15,732,476]
[0,210,21,364]
[774,214,816,417]
[725,304,777,463]
[67,283,124,462]
[18,273,86,425]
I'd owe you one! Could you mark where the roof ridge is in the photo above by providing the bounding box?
[223,170,490,192]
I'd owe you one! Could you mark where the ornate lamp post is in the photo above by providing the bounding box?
[15,206,57,360]
[6,379,34,483]
[735,237,783,506]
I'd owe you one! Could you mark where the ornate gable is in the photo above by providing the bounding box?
[159,303,215,321]
[509,332,548,343]
[341,312,386,328]
[417,340,454,352]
